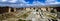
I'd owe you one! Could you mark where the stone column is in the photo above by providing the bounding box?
[14,8,16,12]
[41,7,47,11]
[47,7,51,12]
[54,9,57,13]
[8,8,11,13]
[26,8,30,11]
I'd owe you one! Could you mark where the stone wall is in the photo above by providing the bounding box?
[0,7,9,13]
[0,7,17,14]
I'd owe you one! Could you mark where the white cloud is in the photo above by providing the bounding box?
[8,0,17,3]
[45,0,60,5]
[19,0,29,4]
[2,0,7,2]
[46,0,56,2]
[1,0,60,7]
[32,1,45,6]
[0,0,45,7]
[50,2,60,4]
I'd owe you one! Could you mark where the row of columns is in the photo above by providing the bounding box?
[8,7,57,13]
[41,7,57,13]
[8,8,16,13]
[22,7,57,12]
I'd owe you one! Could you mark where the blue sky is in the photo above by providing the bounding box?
[0,0,60,7]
